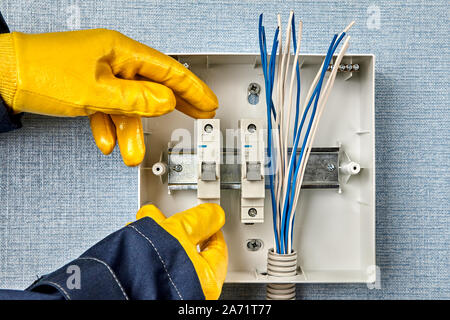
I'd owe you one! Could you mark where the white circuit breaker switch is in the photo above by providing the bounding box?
[240,119,265,223]
[196,119,221,204]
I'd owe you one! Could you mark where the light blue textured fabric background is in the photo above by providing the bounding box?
[0,0,448,299]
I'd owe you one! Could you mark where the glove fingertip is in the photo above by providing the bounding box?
[136,204,166,223]
[175,96,217,119]
[110,115,146,167]
[89,112,117,155]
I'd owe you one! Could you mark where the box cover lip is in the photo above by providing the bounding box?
[166,52,375,57]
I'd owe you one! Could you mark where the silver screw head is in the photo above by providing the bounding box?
[248,208,257,217]
[246,239,263,251]
[327,163,336,172]
[247,123,257,133]
[173,164,183,172]
[248,83,261,95]
[204,124,213,133]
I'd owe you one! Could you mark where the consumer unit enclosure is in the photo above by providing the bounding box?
[139,53,375,284]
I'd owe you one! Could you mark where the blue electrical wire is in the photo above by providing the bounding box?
[280,35,337,253]
[268,31,281,252]
[280,34,338,253]
[281,37,336,254]
[287,32,347,248]
[281,32,347,253]
[282,14,302,233]
[259,13,348,254]
[259,14,281,253]
[268,30,280,252]
[269,30,279,120]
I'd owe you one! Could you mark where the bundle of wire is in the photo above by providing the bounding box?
[259,12,354,255]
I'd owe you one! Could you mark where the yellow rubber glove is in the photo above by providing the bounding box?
[0,29,218,166]
[135,203,228,300]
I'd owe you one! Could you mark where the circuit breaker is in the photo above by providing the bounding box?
[196,119,221,204]
[239,119,265,224]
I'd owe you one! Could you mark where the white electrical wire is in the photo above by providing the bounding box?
[291,22,354,203]
[273,14,284,243]
[282,11,295,95]
[275,12,295,235]
[283,20,303,174]
[286,36,351,253]
[280,11,294,178]
[298,21,354,124]
[261,13,354,255]
[280,21,303,223]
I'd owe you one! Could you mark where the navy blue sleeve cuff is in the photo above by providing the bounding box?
[0,11,20,133]
[26,217,205,300]
[0,97,22,133]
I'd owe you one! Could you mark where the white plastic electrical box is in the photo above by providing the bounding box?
[139,53,375,284]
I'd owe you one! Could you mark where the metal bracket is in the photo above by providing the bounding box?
[167,147,340,191]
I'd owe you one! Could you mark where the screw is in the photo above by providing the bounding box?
[353,63,360,71]
[248,83,261,95]
[247,83,261,105]
[246,239,263,251]
[183,62,190,69]
[248,208,257,217]
[173,164,183,172]
[346,64,353,72]
[204,124,213,133]
[247,123,257,133]
[327,163,336,172]
[339,64,346,72]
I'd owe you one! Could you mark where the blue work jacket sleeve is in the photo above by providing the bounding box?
[0,98,22,133]
[0,217,205,300]
[0,11,21,133]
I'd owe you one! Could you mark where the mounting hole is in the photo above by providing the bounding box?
[247,124,257,133]
[152,162,167,176]
[350,162,361,175]
[247,93,259,105]
[204,124,213,133]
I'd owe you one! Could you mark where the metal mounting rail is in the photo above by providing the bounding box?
[167,147,340,191]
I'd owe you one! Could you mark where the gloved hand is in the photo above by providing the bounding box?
[135,203,228,300]
[0,29,218,166]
